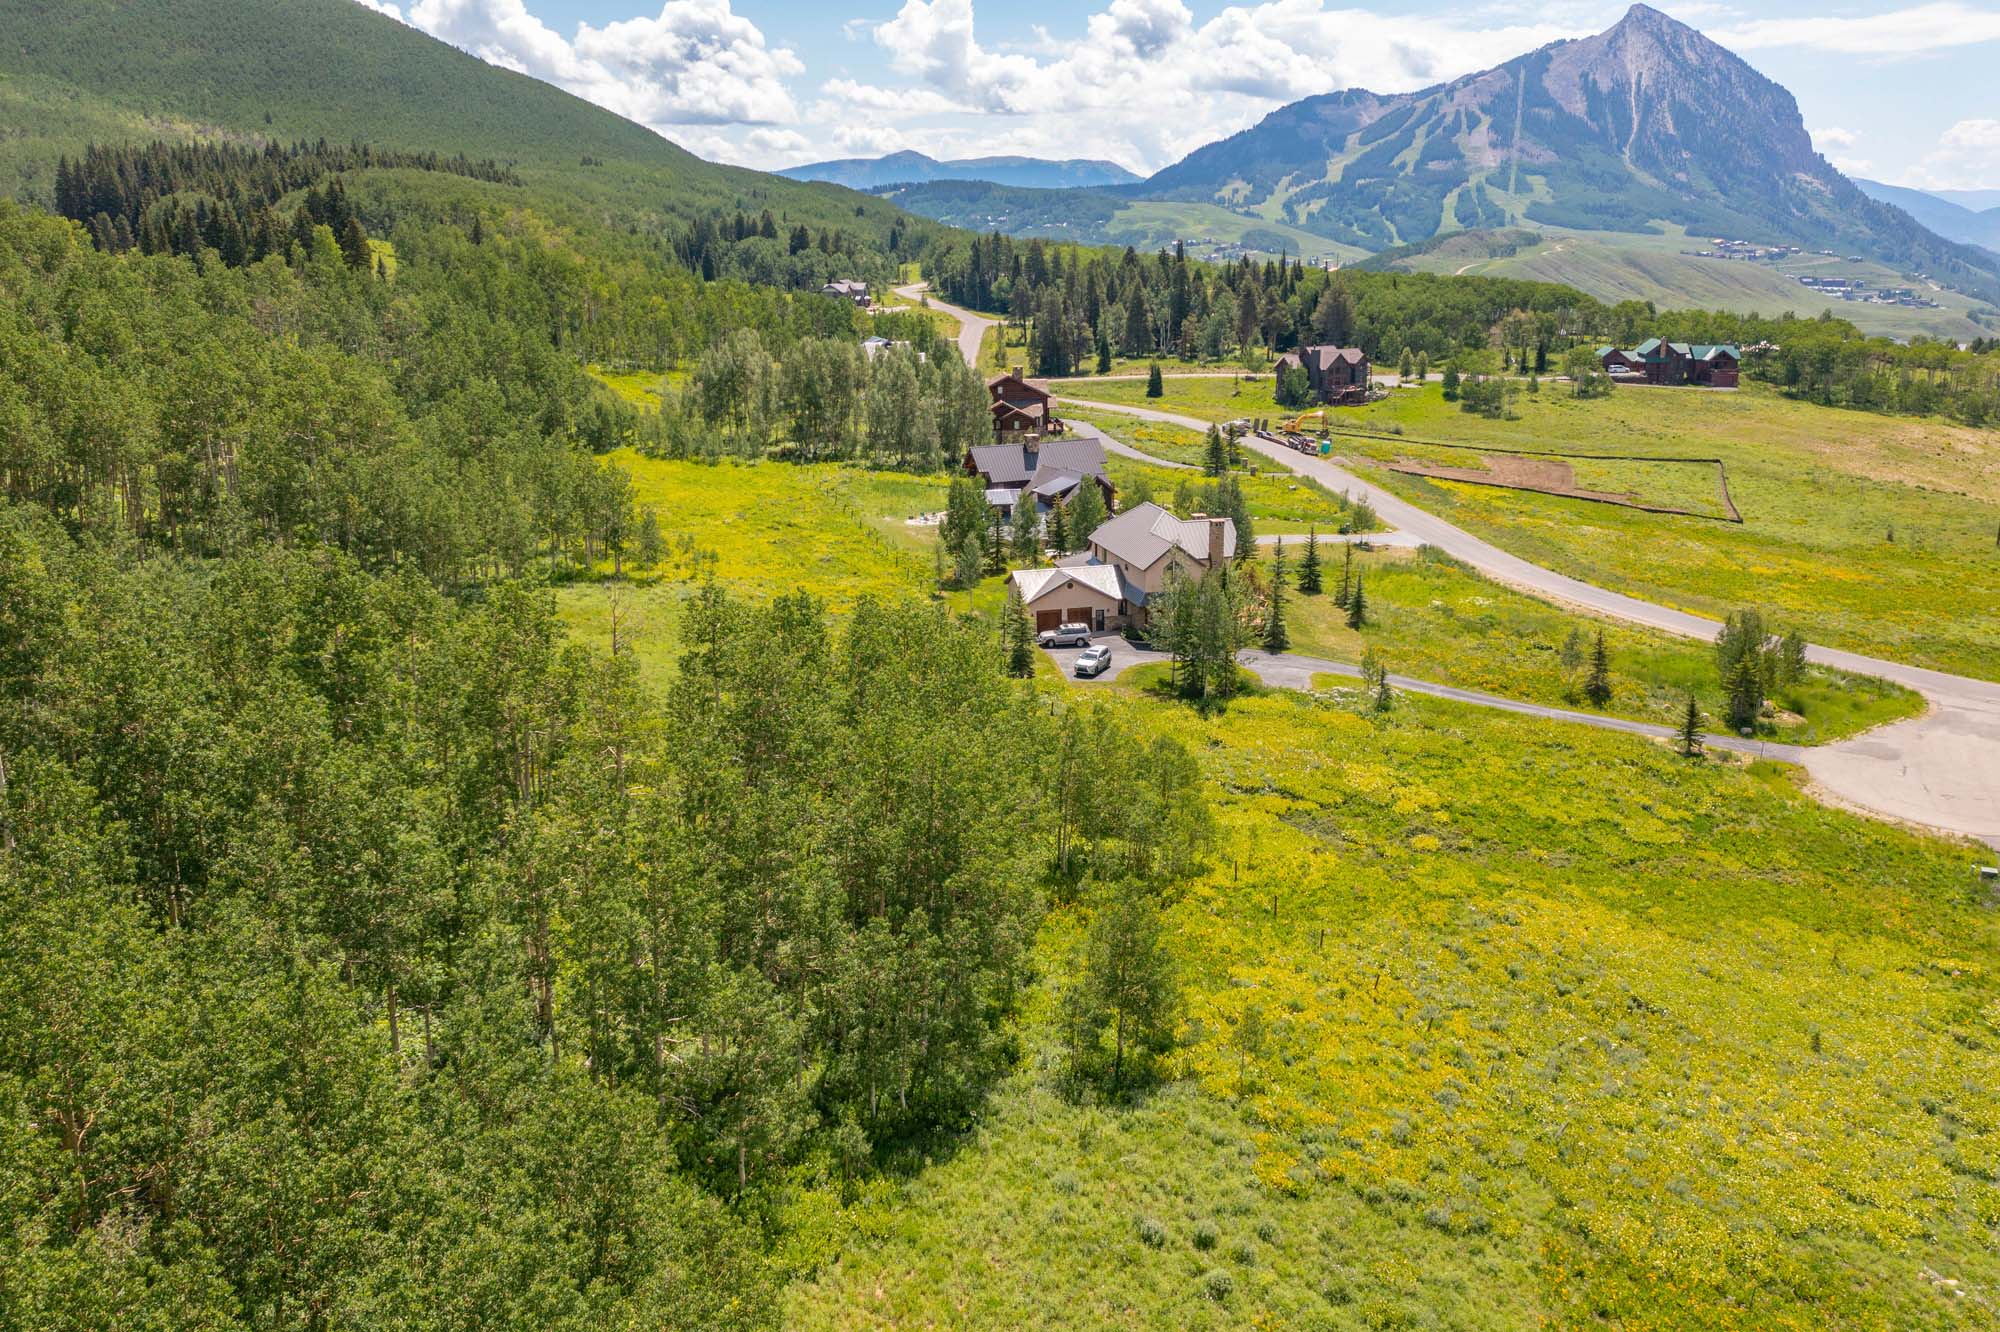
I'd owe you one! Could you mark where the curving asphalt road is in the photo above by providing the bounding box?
[903,306,1999,849]
[893,282,995,372]
[1049,395,2000,850]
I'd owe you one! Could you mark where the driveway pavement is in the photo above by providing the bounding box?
[1039,635,1167,683]
[1052,394,2000,850]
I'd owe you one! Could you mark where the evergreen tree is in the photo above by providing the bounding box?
[1345,572,1367,630]
[1415,350,1431,382]
[1047,497,1070,554]
[1096,327,1113,374]
[1262,545,1291,654]
[1335,543,1354,608]
[1298,527,1323,595]
[1204,425,1227,476]
[1584,629,1613,708]
[1724,653,1765,732]
[1145,362,1164,398]
[1678,694,1705,758]
[1004,588,1036,678]
[1441,363,1461,402]
[1779,630,1808,685]
[338,215,372,270]
[985,503,1007,575]
[1398,346,1415,381]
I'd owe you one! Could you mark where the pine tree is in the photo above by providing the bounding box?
[1003,588,1036,678]
[1724,653,1764,732]
[1677,694,1705,758]
[1262,544,1290,654]
[1096,328,1113,374]
[985,503,1007,575]
[1204,425,1227,476]
[1584,630,1613,708]
[1298,527,1323,595]
[1441,363,1461,401]
[1047,497,1070,554]
[339,215,371,270]
[1779,630,1807,685]
[1335,542,1354,608]
[1345,573,1367,630]
[1146,362,1163,398]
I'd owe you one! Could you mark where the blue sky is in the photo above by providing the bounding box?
[358,0,2000,188]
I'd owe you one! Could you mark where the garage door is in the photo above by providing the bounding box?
[1036,610,1062,631]
[1065,607,1092,625]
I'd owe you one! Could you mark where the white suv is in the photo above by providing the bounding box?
[1037,622,1093,648]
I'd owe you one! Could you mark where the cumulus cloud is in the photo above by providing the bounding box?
[1902,117,2000,189]
[398,0,800,139]
[857,0,1585,171]
[1715,2,2000,55]
[354,0,408,19]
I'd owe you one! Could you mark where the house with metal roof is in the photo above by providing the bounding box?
[1008,502,1236,633]
[964,436,1113,524]
[1598,338,1740,386]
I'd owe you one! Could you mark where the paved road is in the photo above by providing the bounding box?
[893,282,995,372]
[1041,638,1798,761]
[1053,394,2000,850]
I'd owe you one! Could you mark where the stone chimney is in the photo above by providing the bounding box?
[1208,516,1229,569]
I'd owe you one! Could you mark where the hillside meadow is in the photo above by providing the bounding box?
[1271,544,1921,744]
[786,682,2000,1331]
[1058,377,2000,679]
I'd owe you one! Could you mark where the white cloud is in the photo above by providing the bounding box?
[1813,126,1860,150]
[854,0,1585,172]
[401,0,800,138]
[1902,117,2000,189]
[354,0,408,19]
[1715,2,2000,55]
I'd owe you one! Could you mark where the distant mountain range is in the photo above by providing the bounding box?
[778,151,1141,191]
[878,4,2000,314]
[1855,180,2000,255]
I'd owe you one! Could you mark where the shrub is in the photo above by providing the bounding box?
[1191,1219,1219,1250]
[1229,1240,1257,1265]
[1202,1269,1235,1301]
[1135,1216,1167,1248]
[1255,1219,1278,1243]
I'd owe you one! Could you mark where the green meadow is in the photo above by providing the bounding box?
[788,682,2000,1331]
[1059,376,2000,679]
[1270,544,1921,744]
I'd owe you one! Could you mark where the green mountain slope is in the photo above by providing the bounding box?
[1142,4,2000,304]
[0,0,907,237]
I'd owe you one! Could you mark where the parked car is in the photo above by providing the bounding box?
[1037,621,1092,648]
[1074,644,1113,678]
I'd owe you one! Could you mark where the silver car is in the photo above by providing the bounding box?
[1074,644,1113,678]
[1038,621,1093,648]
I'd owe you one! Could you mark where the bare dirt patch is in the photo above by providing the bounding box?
[1383,453,1740,521]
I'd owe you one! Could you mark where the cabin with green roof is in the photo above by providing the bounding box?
[1599,338,1740,387]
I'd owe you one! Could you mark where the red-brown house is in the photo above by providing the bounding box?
[987,368,1064,442]
[1275,345,1371,404]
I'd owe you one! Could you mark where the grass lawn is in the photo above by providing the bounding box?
[1272,543,1921,744]
[1054,371,1286,423]
[1066,377,2000,679]
[787,683,2000,1331]
[554,449,947,692]
[1105,457,1374,534]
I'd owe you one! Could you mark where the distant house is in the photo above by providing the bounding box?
[821,279,870,307]
[1008,502,1236,633]
[987,368,1063,443]
[965,436,1113,524]
[1275,345,1371,404]
[861,336,921,362]
[1598,338,1740,387]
